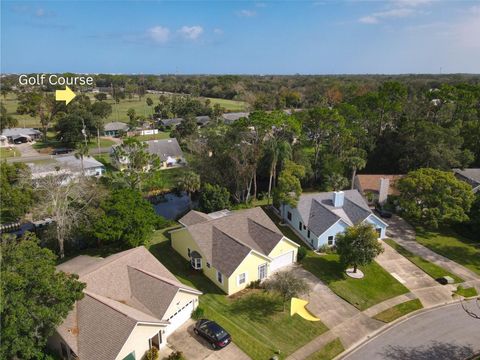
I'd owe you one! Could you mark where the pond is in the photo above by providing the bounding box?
[151,192,193,220]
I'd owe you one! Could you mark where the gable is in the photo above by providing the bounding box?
[268,237,299,258]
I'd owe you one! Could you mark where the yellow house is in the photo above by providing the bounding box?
[171,207,300,295]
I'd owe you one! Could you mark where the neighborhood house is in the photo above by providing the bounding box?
[354,174,404,205]
[280,190,388,250]
[49,247,202,360]
[1,127,42,144]
[28,156,106,181]
[171,207,300,295]
[103,122,129,137]
[146,139,185,169]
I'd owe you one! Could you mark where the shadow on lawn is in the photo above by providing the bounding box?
[230,292,281,320]
[381,341,474,360]
[301,254,346,284]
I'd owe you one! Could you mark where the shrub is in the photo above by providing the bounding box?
[166,351,185,360]
[317,244,336,254]
[248,279,262,289]
[144,346,159,360]
[191,306,204,320]
[297,246,307,261]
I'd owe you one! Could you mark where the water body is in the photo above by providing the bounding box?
[152,192,192,220]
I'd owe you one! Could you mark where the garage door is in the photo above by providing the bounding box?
[166,300,195,336]
[270,251,294,273]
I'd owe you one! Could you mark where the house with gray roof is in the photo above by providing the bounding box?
[48,246,201,360]
[171,207,299,295]
[28,156,105,181]
[454,168,480,193]
[221,112,249,124]
[146,138,185,169]
[2,127,42,143]
[104,122,129,137]
[280,190,388,250]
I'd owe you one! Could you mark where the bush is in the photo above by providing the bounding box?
[248,279,263,289]
[166,351,185,360]
[191,306,204,320]
[199,183,231,213]
[297,246,307,261]
[144,346,159,360]
[317,244,336,254]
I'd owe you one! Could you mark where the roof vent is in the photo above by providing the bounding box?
[333,191,344,208]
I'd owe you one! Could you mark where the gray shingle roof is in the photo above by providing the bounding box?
[222,112,250,124]
[56,155,104,171]
[2,127,42,137]
[179,210,211,226]
[56,246,201,359]
[296,190,373,236]
[146,138,183,161]
[180,207,288,276]
[454,168,480,186]
[104,122,129,132]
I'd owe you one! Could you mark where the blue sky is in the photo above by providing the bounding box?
[1,0,479,74]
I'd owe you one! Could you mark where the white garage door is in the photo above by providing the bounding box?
[166,300,195,336]
[270,251,294,273]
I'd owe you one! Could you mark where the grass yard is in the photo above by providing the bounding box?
[0,147,20,158]
[143,166,189,193]
[416,227,480,276]
[131,132,171,141]
[305,338,345,360]
[202,97,249,112]
[302,252,409,310]
[373,299,423,323]
[148,232,329,360]
[455,285,478,298]
[384,239,464,283]
[33,134,116,154]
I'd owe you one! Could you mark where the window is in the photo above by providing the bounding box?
[191,258,202,269]
[149,332,161,349]
[258,263,267,280]
[303,224,306,230]
[238,272,247,285]
[298,221,303,231]
[287,211,292,221]
[328,236,334,246]
[376,228,382,238]
[217,271,223,284]
[206,262,211,268]
[307,230,310,238]
[187,248,191,257]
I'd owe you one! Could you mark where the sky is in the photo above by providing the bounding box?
[1,0,479,74]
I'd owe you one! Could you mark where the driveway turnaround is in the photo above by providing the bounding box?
[343,301,480,360]
[167,320,250,360]
[386,215,479,282]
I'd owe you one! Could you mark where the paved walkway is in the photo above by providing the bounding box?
[375,242,454,308]
[386,215,479,282]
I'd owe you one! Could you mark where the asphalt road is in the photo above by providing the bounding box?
[6,146,111,163]
[343,301,480,360]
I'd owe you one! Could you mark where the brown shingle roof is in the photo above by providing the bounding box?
[56,246,201,359]
[355,174,404,196]
[181,207,288,276]
[178,210,211,226]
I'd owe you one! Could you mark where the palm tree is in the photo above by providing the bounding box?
[75,143,90,176]
[265,138,292,201]
[177,171,201,200]
[326,173,348,191]
[347,156,367,189]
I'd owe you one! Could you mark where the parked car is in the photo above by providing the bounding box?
[52,148,74,155]
[375,205,393,218]
[194,319,231,350]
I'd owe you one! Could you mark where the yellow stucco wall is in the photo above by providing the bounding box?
[268,237,299,260]
[227,251,269,295]
[116,323,166,360]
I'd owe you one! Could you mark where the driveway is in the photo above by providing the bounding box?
[167,320,250,360]
[16,142,41,157]
[376,243,454,308]
[386,215,479,282]
[342,301,480,360]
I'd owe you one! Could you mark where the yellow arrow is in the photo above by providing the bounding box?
[55,86,76,105]
[290,297,321,321]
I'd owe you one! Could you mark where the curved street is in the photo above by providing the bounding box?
[343,301,480,360]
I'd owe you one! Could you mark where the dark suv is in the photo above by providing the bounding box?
[194,319,231,350]
[375,204,393,218]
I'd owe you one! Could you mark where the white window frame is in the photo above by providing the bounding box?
[258,263,268,280]
[217,271,223,284]
[237,272,247,286]
[327,235,334,246]
[191,257,202,269]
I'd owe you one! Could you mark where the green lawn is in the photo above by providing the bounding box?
[143,166,189,193]
[455,285,478,298]
[384,239,464,283]
[33,134,115,153]
[148,231,328,360]
[305,338,345,360]
[373,299,423,323]
[131,132,171,141]
[202,97,249,112]
[261,206,408,311]
[416,227,480,276]
[0,147,20,158]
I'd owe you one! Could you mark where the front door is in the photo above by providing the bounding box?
[258,263,268,280]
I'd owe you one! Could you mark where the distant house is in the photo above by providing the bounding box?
[104,122,129,137]
[158,116,211,128]
[280,190,388,250]
[28,156,105,181]
[146,139,186,169]
[136,128,159,136]
[221,112,249,125]
[354,174,404,205]
[454,168,480,193]
[1,128,42,144]
[171,207,299,295]
[49,247,201,360]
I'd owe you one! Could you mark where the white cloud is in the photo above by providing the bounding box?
[213,28,224,35]
[147,26,170,43]
[359,7,416,24]
[359,16,379,24]
[35,8,46,17]
[391,0,433,7]
[179,25,204,40]
[238,9,257,17]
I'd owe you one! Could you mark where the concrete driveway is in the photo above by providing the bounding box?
[167,320,250,360]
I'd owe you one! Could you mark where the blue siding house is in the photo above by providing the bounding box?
[280,190,388,250]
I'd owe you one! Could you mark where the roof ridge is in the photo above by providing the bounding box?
[212,225,254,252]
[79,247,145,277]
[128,266,202,295]
[247,217,282,237]
[311,198,340,220]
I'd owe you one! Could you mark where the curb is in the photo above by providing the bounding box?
[334,299,463,360]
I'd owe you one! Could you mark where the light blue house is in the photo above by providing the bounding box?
[280,190,388,250]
